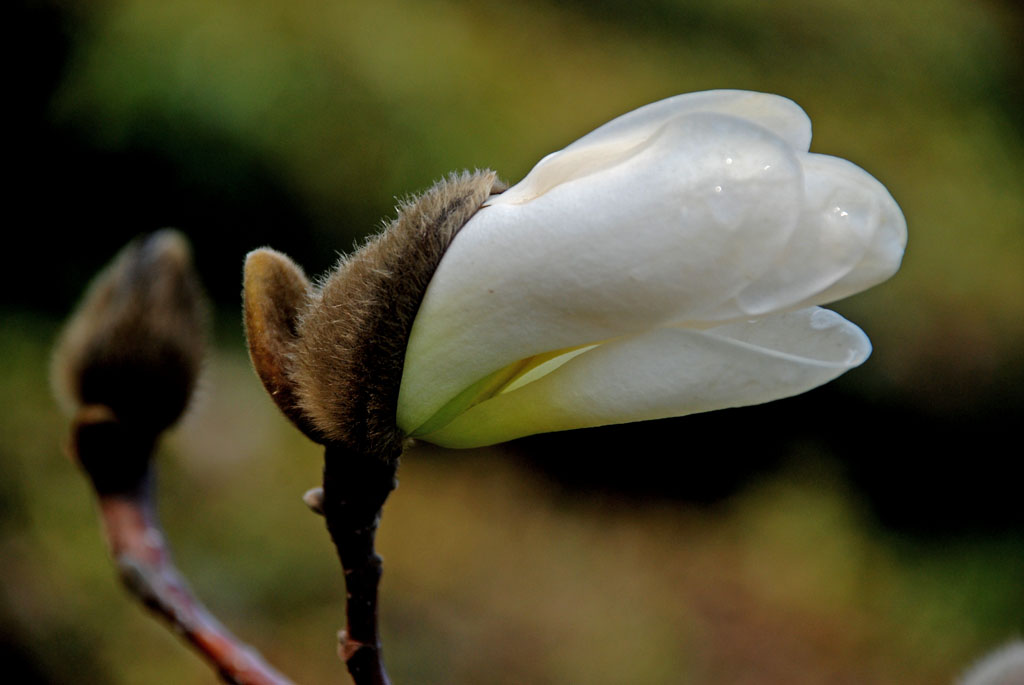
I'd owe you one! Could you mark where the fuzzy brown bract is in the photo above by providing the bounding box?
[243,248,323,441]
[52,229,208,435]
[243,169,503,458]
[51,230,208,494]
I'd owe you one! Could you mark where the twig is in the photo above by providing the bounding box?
[54,231,295,684]
[98,490,294,685]
[321,444,398,685]
[72,413,295,685]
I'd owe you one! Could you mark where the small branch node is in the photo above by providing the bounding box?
[303,487,326,515]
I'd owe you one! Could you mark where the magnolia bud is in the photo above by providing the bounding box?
[51,230,207,492]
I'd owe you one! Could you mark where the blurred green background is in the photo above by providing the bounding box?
[4,0,1023,682]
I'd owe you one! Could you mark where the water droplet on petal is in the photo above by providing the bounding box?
[827,191,878,245]
[810,309,841,330]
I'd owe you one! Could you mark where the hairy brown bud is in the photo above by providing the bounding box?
[52,230,207,430]
[243,170,502,457]
[51,230,208,493]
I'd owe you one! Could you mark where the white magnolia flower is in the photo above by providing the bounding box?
[395,90,906,448]
[958,641,1024,685]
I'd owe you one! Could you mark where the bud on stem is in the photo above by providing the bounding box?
[243,169,504,685]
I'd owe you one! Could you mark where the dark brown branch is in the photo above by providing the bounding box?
[321,444,399,685]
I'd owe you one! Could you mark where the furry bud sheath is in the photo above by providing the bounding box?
[51,230,208,494]
[52,230,207,434]
[243,169,502,458]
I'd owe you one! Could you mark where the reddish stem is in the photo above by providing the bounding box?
[96,492,293,685]
[97,492,294,685]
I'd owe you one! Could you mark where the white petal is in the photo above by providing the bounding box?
[397,112,804,434]
[417,307,870,448]
[705,153,908,317]
[494,90,812,206]
[794,154,907,305]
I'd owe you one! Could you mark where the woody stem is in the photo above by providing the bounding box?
[73,414,294,685]
[321,444,398,685]
[97,491,294,685]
